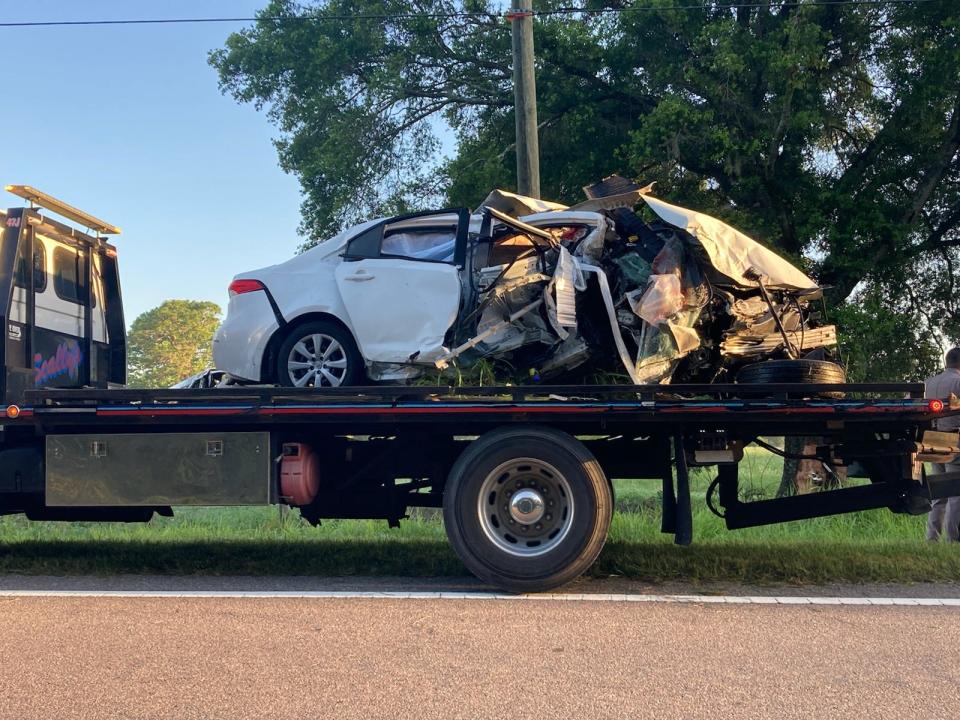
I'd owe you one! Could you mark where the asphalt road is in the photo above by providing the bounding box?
[1,583,959,719]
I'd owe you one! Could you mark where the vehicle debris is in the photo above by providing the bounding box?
[433,176,836,385]
[213,175,837,387]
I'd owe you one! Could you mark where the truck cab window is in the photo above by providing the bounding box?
[13,245,47,293]
[53,246,89,305]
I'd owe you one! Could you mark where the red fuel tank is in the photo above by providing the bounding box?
[279,443,320,506]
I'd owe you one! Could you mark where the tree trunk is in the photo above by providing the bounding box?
[777,436,847,496]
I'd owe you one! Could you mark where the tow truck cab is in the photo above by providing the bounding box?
[0,186,125,404]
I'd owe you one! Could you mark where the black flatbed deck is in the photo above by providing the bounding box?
[7,382,948,435]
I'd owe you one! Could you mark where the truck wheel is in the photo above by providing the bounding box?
[443,426,612,593]
[275,321,363,388]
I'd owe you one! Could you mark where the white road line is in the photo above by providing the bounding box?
[0,590,958,605]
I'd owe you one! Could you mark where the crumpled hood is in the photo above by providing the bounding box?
[479,189,569,216]
[482,188,817,291]
[641,194,817,291]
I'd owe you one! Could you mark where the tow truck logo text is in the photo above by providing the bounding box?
[34,340,83,386]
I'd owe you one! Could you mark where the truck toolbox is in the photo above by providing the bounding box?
[45,432,271,506]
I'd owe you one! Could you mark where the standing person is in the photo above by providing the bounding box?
[925,347,960,542]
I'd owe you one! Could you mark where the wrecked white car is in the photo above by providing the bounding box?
[212,177,837,387]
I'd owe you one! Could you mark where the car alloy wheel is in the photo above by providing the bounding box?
[286,332,349,387]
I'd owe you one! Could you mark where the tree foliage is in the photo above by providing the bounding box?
[211,0,960,378]
[127,300,222,388]
[832,288,943,382]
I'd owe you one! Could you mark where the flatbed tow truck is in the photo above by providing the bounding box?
[1,189,959,592]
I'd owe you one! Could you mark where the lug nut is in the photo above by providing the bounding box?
[535,524,542,531]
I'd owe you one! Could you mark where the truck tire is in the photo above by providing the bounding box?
[275,320,363,388]
[443,426,612,593]
[736,359,846,385]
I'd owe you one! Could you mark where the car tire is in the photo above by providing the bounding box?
[275,320,363,388]
[443,426,613,593]
[736,359,846,397]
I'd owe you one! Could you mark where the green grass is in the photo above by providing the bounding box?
[0,447,956,585]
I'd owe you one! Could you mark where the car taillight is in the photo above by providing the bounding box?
[229,279,266,297]
[929,398,945,413]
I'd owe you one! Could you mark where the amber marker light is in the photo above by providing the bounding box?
[6,405,21,419]
[928,399,945,413]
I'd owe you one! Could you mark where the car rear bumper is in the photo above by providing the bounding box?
[213,291,280,382]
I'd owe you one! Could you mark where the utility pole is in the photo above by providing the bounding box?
[510,0,541,199]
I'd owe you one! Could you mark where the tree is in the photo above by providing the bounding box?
[126,301,222,388]
[210,0,960,366]
[832,288,943,383]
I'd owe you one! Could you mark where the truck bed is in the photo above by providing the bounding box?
[8,382,949,434]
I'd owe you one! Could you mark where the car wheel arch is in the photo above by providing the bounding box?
[261,312,361,383]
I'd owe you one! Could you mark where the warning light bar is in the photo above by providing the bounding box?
[5,185,121,235]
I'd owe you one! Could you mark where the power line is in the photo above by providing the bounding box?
[0,0,937,29]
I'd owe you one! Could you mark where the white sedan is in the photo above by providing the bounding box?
[213,184,836,388]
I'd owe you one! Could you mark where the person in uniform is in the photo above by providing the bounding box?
[925,347,960,542]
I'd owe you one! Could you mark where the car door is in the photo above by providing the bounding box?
[334,208,469,364]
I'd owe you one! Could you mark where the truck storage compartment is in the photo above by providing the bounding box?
[45,432,271,506]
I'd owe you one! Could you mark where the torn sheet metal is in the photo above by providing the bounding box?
[721,325,838,357]
[640,194,817,290]
[551,246,584,328]
[435,299,544,369]
[480,189,569,216]
[568,184,655,213]
[485,206,558,248]
[579,264,644,384]
[348,179,837,385]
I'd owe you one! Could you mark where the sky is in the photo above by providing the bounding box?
[0,0,303,324]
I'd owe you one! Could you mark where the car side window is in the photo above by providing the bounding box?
[381,229,457,262]
[342,210,468,265]
[13,245,47,293]
[343,224,458,263]
[342,224,384,260]
[53,246,91,305]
